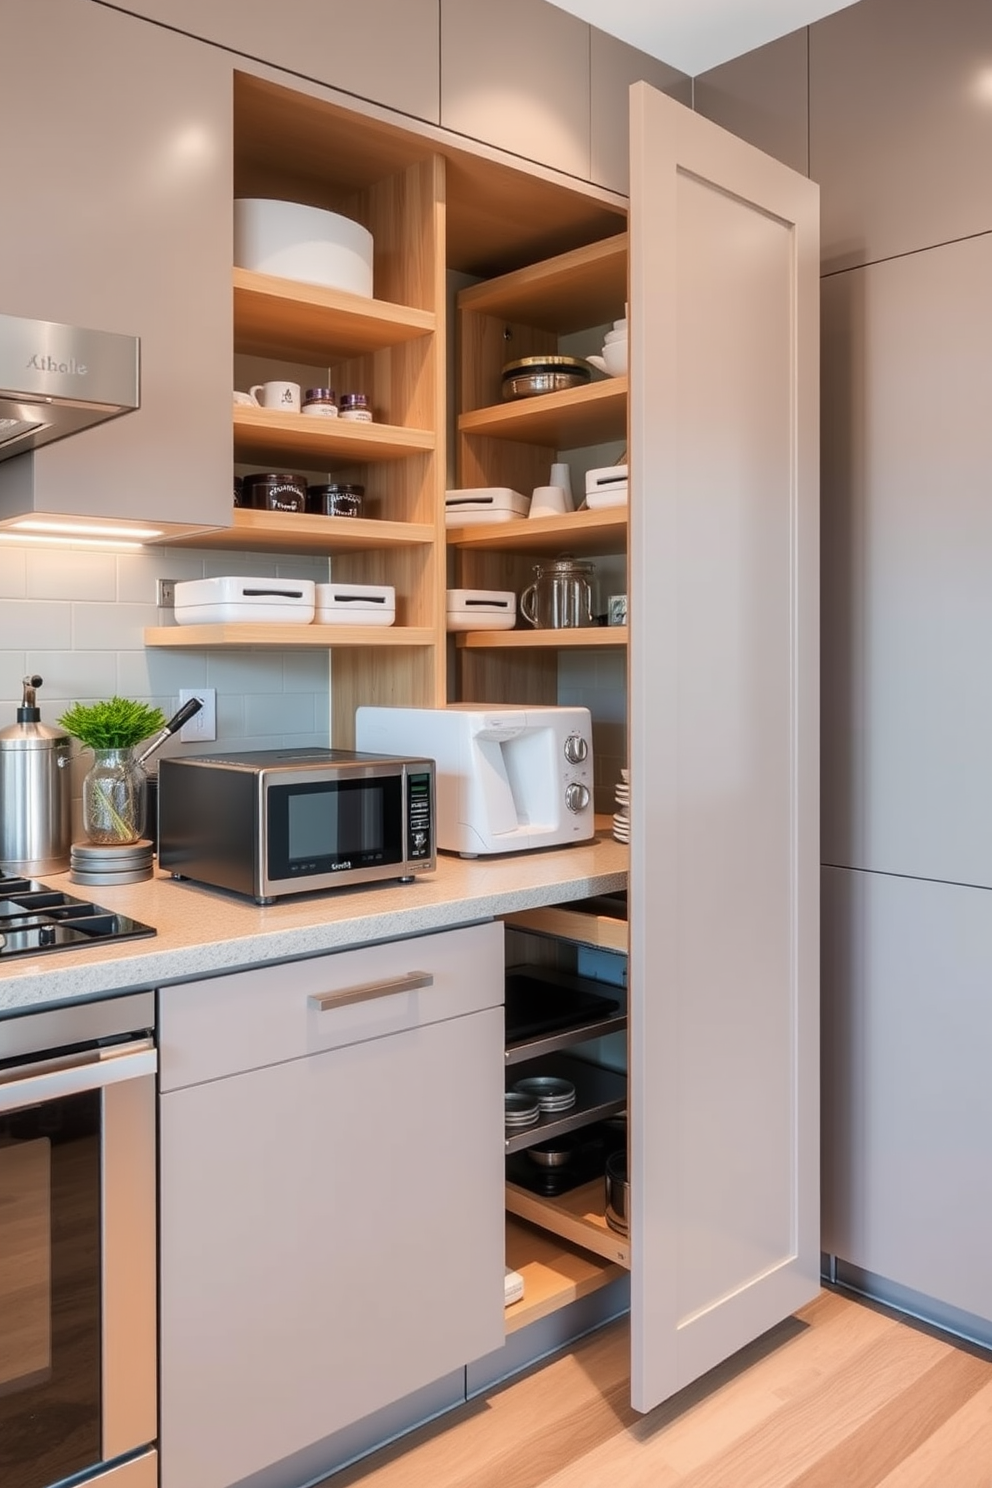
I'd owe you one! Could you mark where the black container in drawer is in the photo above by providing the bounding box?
[505,966,620,1044]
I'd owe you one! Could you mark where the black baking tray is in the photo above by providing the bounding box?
[505,966,620,1044]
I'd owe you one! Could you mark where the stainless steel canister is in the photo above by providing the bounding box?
[520,554,597,629]
[0,676,72,875]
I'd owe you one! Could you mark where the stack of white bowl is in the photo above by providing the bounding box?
[613,768,629,843]
[592,315,628,378]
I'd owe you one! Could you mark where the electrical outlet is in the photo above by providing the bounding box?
[178,687,216,742]
[157,579,178,607]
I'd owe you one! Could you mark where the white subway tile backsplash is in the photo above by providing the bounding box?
[0,598,72,649]
[0,651,28,700]
[0,547,27,599]
[72,601,160,650]
[282,652,332,692]
[25,548,116,601]
[25,651,117,704]
[245,691,316,736]
[116,547,206,603]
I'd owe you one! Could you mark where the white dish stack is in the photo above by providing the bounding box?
[613,767,629,843]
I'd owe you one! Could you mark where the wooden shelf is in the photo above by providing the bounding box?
[504,1216,625,1334]
[503,904,628,956]
[456,627,627,650]
[505,1179,630,1268]
[458,234,628,334]
[144,625,436,649]
[171,509,435,555]
[458,379,627,449]
[447,507,626,557]
[233,267,435,362]
[233,406,434,468]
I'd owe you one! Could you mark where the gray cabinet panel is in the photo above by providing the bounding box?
[440,0,591,179]
[810,0,992,271]
[822,866,992,1325]
[820,236,992,885]
[693,27,808,178]
[589,29,690,194]
[105,0,441,122]
[0,0,232,534]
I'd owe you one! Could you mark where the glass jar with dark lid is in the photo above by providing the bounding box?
[241,473,307,512]
[338,392,372,422]
[302,387,337,417]
[306,482,364,518]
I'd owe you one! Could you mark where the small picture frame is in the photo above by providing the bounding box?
[607,593,628,627]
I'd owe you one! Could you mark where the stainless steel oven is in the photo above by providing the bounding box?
[0,993,157,1488]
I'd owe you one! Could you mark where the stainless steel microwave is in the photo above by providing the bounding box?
[158,749,435,903]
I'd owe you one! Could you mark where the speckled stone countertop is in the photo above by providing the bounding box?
[0,828,627,1017]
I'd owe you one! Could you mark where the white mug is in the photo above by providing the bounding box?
[233,389,258,406]
[529,484,570,518]
[249,381,301,413]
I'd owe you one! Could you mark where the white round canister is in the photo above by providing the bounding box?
[234,199,374,296]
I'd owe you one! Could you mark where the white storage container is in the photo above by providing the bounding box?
[445,488,530,526]
[174,577,316,626]
[233,199,373,297]
[584,463,628,509]
[314,583,396,626]
[446,589,516,632]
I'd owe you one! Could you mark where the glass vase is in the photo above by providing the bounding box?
[82,747,147,845]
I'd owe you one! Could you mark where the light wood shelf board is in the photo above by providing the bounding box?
[144,625,436,649]
[458,234,628,333]
[447,507,626,556]
[173,509,435,555]
[506,1179,630,1268]
[503,906,628,955]
[233,268,434,361]
[504,1216,625,1335]
[458,379,626,448]
[233,406,434,466]
[457,627,627,650]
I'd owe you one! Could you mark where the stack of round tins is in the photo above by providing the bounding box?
[513,1075,576,1113]
[505,1091,541,1129]
[70,839,154,886]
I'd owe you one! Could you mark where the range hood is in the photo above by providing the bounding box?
[0,311,138,456]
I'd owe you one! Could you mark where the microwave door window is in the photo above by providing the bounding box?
[278,778,402,874]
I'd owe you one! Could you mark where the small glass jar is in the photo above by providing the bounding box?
[302,387,338,418]
[82,747,147,845]
[306,482,364,518]
[338,392,373,422]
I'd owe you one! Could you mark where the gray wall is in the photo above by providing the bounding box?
[696,0,992,1332]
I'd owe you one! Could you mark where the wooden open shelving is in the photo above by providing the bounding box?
[456,627,627,650]
[233,406,434,468]
[504,1216,626,1334]
[233,267,435,362]
[458,234,628,334]
[144,624,435,649]
[447,507,626,557]
[458,378,626,449]
[178,509,434,556]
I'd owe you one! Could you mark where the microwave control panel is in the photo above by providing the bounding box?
[406,770,433,860]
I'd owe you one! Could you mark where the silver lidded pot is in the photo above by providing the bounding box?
[0,675,72,875]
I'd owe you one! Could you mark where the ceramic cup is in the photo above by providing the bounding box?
[233,389,258,406]
[549,463,575,509]
[249,380,301,413]
[529,484,570,518]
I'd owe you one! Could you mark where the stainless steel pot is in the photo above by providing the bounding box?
[0,675,72,875]
[605,1149,629,1235]
[520,554,597,629]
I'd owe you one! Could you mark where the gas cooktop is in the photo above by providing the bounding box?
[0,871,156,960]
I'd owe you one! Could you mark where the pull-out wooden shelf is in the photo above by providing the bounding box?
[233,406,434,468]
[144,625,436,649]
[504,903,628,955]
[456,627,627,650]
[447,507,626,557]
[234,267,435,362]
[504,1216,626,1334]
[506,1180,629,1269]
[458,379,626,449]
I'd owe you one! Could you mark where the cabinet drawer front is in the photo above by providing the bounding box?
[159,921,503,1090]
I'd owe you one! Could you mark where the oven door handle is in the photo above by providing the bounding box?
[0,1037,156,1112]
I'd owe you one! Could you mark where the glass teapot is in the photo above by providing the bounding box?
[520,554,597,629]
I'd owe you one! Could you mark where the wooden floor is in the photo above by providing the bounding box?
[330,1288,992,1488]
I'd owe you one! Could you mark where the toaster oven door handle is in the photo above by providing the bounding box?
[0,1037,157,1113]
[308,970,434,1012]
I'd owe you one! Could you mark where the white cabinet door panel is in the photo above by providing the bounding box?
[822,866,992,1325]
[628,84,820,1411]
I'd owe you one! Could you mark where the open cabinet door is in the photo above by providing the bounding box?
[627,83,820,1412]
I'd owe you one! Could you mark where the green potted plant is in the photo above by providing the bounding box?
[58,697,167,845]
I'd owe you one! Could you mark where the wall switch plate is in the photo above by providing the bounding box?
[179,687,216,742]
[157,579,177,607]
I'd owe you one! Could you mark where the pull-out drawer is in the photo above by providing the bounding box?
[159,920,502,1090]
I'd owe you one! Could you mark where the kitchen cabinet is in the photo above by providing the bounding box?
[822,865,992,1329]
[158,922,505,1488]
[0,0,233,539]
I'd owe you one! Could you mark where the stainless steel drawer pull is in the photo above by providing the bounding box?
[308,970,434,1012]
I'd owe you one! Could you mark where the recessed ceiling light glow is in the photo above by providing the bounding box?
[7,519,164,539]
[0,532,146,550]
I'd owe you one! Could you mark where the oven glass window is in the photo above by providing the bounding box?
[0,1090,102,1488]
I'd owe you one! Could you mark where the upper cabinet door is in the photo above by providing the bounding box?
[627,84,820,1413]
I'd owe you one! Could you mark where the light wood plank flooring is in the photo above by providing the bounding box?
[329,1289,992,1488]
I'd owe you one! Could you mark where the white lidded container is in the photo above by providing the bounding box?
[234,199,374,297]
[446,589,516,632]
[314,583,395,625]
[174,577,316,625]
[444,488,530,526]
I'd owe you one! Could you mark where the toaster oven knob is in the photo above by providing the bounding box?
[563,733,588,764]
[565,782,590,813]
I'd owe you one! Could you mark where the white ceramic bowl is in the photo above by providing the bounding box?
[600,338,628,376]
[234,199,374,296]
[604,327,627,345]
